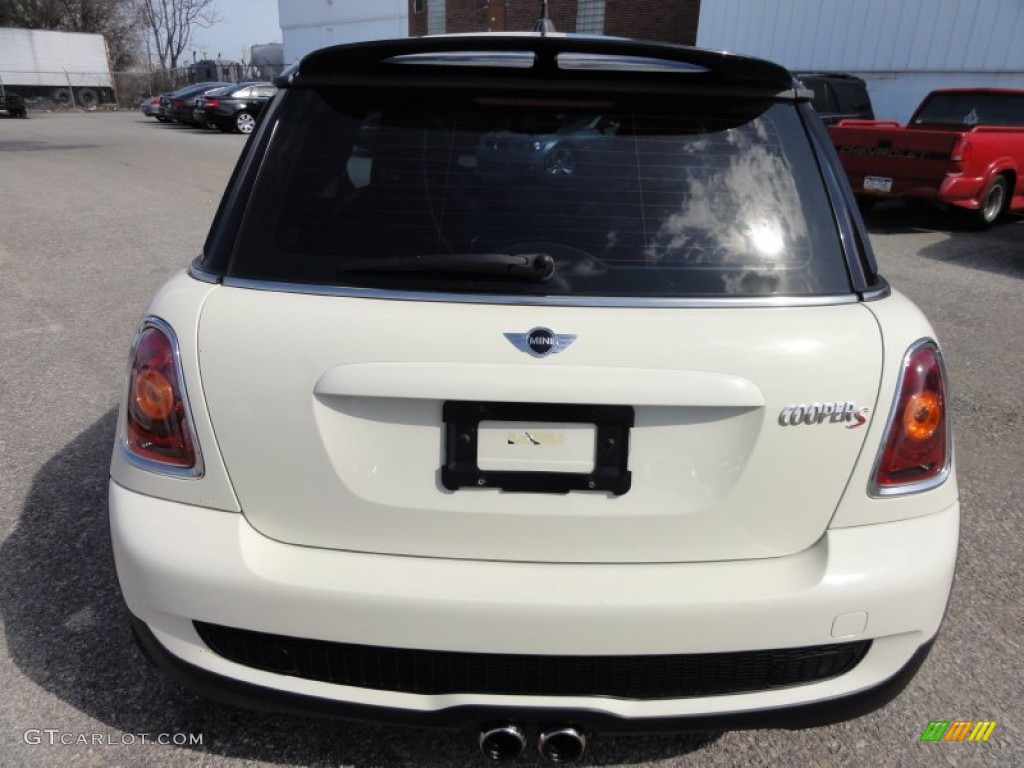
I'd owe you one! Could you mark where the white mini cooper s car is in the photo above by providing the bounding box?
[110,35,958,763]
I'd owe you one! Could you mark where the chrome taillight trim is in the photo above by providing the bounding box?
[868,338,952,498]
[120,316,205,479]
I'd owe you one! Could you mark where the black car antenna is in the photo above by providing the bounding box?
[532,0,555,35]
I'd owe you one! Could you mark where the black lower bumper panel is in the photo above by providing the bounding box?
[130,615,933,733]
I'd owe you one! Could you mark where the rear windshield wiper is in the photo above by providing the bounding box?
[337,252,555,282]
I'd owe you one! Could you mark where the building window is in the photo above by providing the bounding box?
[427,0,445,34]
[413,0,425,13]
[577,0,606,35]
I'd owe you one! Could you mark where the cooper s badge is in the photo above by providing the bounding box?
[504,327,577,358]
[778,401,869,429]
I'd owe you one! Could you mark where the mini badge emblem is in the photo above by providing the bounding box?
[504,327,577,357]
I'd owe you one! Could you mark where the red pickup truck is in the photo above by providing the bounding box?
[829,88,1024,227]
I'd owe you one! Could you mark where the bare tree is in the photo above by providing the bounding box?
[0,1,67,29]
[135,0,219,70]
[76,0,142,70]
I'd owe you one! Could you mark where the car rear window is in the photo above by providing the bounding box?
[228,89,849,298]
[912,91,1024,127]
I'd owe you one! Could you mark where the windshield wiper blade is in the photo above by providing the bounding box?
[338,252,555,281]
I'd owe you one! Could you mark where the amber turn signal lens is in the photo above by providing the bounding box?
[124,321,197,470]
[874,341,949,492]
[133,368,175,421]
[902,391,942,441]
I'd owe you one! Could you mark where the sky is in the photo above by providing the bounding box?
[186,0,282,63]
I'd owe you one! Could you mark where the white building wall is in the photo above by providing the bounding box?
[279,0,409,64]
[697,0,1024,122]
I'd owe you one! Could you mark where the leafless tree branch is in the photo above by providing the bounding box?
[134,0,220,70]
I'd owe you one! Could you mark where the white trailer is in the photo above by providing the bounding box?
[0,27,114,107]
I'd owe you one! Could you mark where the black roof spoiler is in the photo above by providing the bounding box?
[276,34,800,100]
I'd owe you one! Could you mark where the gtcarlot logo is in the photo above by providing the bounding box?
[23,729,204,746]
[921,720,997,742]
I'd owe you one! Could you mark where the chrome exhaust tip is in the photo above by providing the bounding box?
[538,726,587,763]
[478,723,527,762]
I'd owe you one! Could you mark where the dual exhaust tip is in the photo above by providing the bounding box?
[479,723,587,763]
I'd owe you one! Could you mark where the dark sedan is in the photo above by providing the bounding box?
[0,88,27,118]
[795,72,874,125]
[190,84,234,128]
[161,82,231,125]
[476,114,621,176]
[140,95,164,120]
[197,82,277,134]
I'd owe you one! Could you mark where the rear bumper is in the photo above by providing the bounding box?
[110,479,958,727]
[131,614,933,732]
[938,173,988,209]
[848,172,986,208]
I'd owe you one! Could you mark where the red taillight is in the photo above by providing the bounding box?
[124,321,198,471]
[951,137,972,164]
[205,98,220,108]
[873,342,950,493]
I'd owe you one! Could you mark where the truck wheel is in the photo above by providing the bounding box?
[971,176,1008,229]
[76,88,98,108]
[52,88,73,106]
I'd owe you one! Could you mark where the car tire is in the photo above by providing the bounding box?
[544,145,575,175]
[77,88,98,108]
[969,175,1008,230]
[235,111,256,134]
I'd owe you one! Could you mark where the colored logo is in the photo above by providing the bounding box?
[920,720,997,742]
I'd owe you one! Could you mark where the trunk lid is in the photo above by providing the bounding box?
[830,122,964,194]
[198,288,882,564]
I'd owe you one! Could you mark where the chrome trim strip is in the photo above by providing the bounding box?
[868,338,952,498]
[188,260,220,284]
[119,316,206,480]
[219,277,860,308]
[120,443,204,479]
[860,282,892,302]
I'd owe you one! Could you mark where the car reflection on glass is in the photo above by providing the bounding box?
[477,114,620,176]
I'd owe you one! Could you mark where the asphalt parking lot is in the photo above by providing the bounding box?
[0,111,1021,767]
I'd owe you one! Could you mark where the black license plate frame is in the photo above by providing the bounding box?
[442,401,633,495]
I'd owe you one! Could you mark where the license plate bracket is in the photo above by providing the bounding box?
[442,401,633,495]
